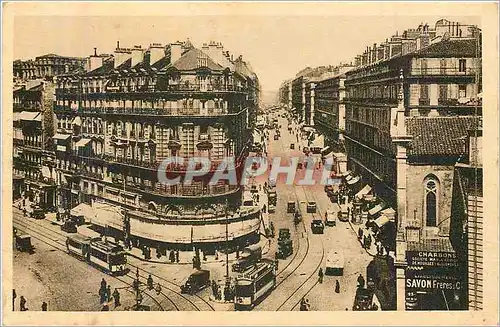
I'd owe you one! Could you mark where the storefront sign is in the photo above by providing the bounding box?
[406,251,458,268]
[406,278,461,291]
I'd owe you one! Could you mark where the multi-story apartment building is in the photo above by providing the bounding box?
[313,64,355,153]
[13,79,57,207]
[291,76,306,123]
[343,19,482,310]
[53,40,261,250]
[14,54,86,80]
[279,80,292,110]
[451,122,483,310]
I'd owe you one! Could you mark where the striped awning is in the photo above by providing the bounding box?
[355,185,372,200]
[368,204,385,216]
[347,175,361,185]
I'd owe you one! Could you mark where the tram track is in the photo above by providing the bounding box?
[275,185,325,311]
[12,216,170,311]
[12,213,213,311]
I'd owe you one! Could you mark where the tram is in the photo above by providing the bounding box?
[234,259,276,310]
[66,235,128,275]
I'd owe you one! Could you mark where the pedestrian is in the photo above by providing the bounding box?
[20,296,27,311]
[155,283,162,296]
[99,287,106,304]
[358,227,363,239]
[101,304,109,311]
[41,301,48,311]
[106,285,112,301]
[263,204,267,213]
[101,278,107,290]
[318,268,324,283]
[357,274,365,288]
[335,280,340,293]
[13,289,16,311]
[175,250,180,263]
[300,297,307,311]
[169,250,175,263]
[113,289,120,307]
[147,274,154,290]
[305,299,310,311]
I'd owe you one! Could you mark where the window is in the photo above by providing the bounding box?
[420,84,429,99]
[439,85,448,100]
[424,178,438,227]
[458,59,467,73]
[458,85,467,98]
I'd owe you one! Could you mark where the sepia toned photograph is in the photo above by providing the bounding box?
[2,1,498,326]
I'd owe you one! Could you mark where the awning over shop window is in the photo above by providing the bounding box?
[321,146,331,154]
[20,111,41,121]
[368,204,386,216]
[374,215,390,228]
[76,138,91,148]
[311,135,325,148]
[53,133,71,141]
[41,166,51,179]
[340,170,352,177]
[91,202,124,229]
[381,207,396,221]
[56,145,67,152]
[347,175,361,185]
[72,116,82,126]
[355,184,372,200]
[70,203,94,218]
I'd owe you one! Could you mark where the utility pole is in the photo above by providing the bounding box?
[225,198,229,279]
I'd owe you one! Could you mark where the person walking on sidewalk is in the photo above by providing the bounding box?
[318,268,324,284]
[147,274,154,290]
[113,288,121,307]
[335,280,340,293]
[41,301,48,311]
[20,296,27,311]
[357,274,365,288]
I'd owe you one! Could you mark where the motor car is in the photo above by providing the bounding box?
[180,270,211,295]
[325,209,337,227]
[306,201,317,213]
[311,219,325,234]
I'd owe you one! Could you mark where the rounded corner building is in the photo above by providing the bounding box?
[53,40,261,252]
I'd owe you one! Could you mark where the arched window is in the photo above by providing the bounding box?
[424,178,438,227]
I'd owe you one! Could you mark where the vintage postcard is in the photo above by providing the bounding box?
[2,1,499,326]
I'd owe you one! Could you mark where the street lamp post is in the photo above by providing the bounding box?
[225,199,229,279]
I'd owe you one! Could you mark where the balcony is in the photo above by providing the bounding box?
[345,97,398,105]
[70,105,239,118]
[77,169,104,180]
[418,98,431,106]
[410,67,476,76]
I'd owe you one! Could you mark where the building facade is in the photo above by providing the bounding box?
[53,40,261,250]
[291,76,306,123]
[313,64,355,153]
[13,79,57,208]
[14,54,86,80]
[342,19,482,310]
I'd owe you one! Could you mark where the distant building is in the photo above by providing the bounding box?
[291,76,306,123]
[14,54,86,80]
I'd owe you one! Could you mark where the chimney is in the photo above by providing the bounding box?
[89,48,103,72]
[149,43,165,66]
[114,42,132,69]
[205,41,222,66]
[131,45,144,67]
[170,42,183,64]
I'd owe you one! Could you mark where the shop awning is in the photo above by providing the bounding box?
[20,111,41,121]
[72,116,82,126]
[53,133,71,141]
[56,145,67,152]
[70,203,94,218]
[311,134,325,148]
[41,166,51,179]
[324,151,334,159]
[91,202,124,229]
[347,175,361,185]
[374,215,390,228]
[321,146,331,154]
[340,170,352,177]
[381,207,396,221]
[355,184,372,200]
[76,138,91,148]
[368,204,386,216]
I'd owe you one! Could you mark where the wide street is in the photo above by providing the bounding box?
[12,109,375,311]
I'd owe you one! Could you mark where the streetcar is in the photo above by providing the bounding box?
[89,240,128,274]
[234,259,276,310]
[325,250,344,276]
[232,244,263,272]
[66,235,128,275]
[66,234,92,260]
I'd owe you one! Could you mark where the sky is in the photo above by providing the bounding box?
[14,15,480,98]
